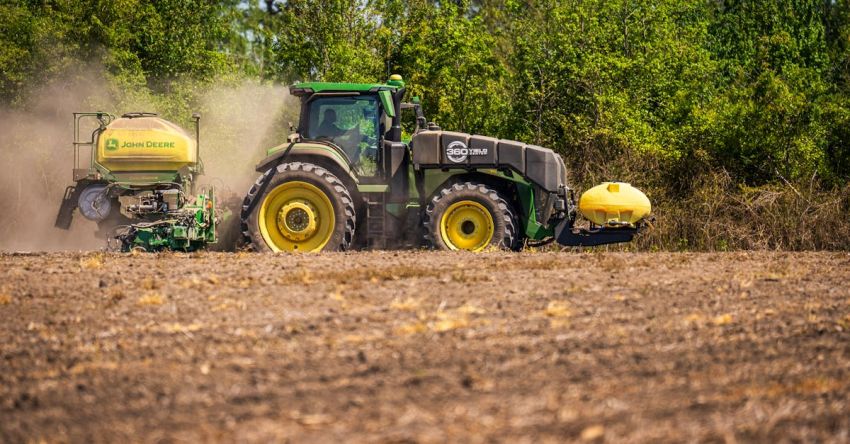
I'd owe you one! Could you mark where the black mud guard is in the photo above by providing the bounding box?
[55,185,84,230]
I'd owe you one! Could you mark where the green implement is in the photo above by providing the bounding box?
[55,112,220,252]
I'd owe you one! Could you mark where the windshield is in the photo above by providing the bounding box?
[306,96,380,176]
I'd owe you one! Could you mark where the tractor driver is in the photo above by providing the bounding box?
[312,102,378,175]
[317,109,344,139]
[317,107,363,164]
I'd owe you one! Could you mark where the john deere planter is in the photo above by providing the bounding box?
[55,112,218,252]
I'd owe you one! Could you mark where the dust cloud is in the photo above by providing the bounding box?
[0,73,296,252]
[194,81,297,249]
[196,81,295,195]
[0,69,111,251]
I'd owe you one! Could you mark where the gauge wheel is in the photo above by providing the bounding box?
[242,162,355,252]
[424,182,519,251]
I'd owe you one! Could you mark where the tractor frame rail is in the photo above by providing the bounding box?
[554,221,643,247]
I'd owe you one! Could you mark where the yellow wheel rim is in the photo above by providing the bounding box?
[258,181,335,252]
[439,200,495,251]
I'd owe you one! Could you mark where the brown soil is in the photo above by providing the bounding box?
[1,251,849,442]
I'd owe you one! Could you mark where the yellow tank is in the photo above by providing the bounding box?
[96,116,196,172]
[578,182,651,226]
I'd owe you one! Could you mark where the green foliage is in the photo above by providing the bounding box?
[0,0,87,104]
[1,0,234,111]
[700,0,831,184]
[263,0,383,82]
[377,0,510,134]
[493,0,719,175]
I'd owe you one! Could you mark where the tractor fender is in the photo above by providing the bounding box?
[255,141,353,177]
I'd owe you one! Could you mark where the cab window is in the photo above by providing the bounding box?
[306,96,381,176]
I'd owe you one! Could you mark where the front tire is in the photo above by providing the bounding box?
[241,162,355,252]
[424,182,519,251]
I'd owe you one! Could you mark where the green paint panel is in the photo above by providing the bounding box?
[358,184,388,193]
[422,170,456,197]
[385,203,404,216]
[515,181,554,240]
[379,90,395,117]
[103,171,181,185]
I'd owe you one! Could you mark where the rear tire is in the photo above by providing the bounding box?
[241,162,355,252]
[424,182,519,251]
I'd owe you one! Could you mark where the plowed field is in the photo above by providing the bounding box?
[1,251,849,442]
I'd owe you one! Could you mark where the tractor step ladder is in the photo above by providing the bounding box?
[366,193,386,249]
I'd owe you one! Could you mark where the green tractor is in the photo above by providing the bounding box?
[240,75,651,252]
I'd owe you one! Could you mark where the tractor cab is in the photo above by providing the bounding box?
[302,94,381,175]
[289,76,407,181]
